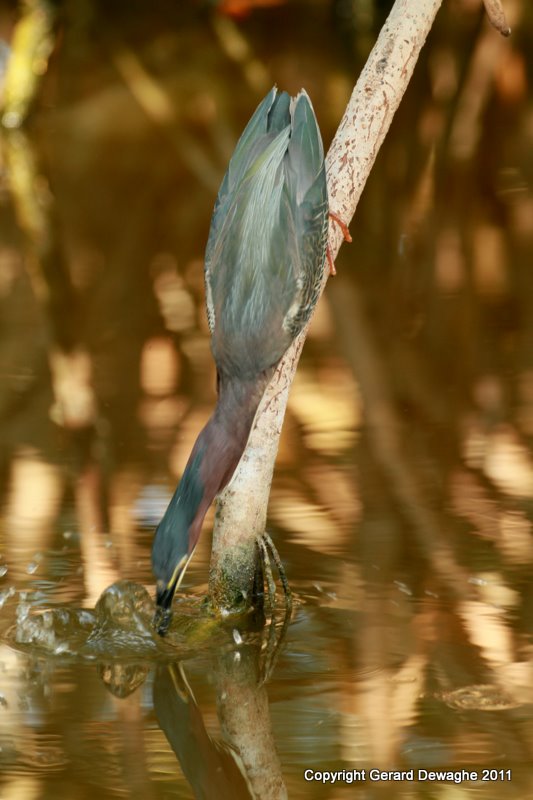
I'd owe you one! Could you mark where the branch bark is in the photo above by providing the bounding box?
[208,0,445,611]
[482,0,511,37]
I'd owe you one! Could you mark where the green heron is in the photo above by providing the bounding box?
[152,87,328,612]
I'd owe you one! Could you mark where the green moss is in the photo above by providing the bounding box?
[208,540,259,614]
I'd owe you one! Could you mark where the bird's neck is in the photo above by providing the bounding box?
[178,372,270,552]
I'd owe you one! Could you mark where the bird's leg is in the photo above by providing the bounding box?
[327,211,353,276]
[326,250,336,276]
[330,211,352,243]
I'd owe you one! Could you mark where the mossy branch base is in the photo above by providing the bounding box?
[208,537,259,613]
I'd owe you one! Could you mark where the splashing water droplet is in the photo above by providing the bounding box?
[0,587,15,609]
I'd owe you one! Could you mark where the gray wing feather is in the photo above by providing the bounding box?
[205,87,328,379]
[205,87,278,331]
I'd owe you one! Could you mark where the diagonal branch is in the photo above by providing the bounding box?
[482,0,511,37]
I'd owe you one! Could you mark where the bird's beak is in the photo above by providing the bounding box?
[158,553,190,607]
[154,554,191,635]
[156,581,177,611]
[154,578,179,636]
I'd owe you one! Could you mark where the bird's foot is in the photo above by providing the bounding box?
[329,210,352,243]
[327,211,353,275]
[256,531,292,614]
[255,532,292,684]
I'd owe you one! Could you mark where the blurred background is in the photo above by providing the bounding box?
[0,0,533,798]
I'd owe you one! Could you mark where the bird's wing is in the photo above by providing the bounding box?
[205,89,328,379]
[208,127,297,378]
[205,87,280,333]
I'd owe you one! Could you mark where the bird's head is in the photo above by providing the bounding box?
[152,446,207,617]
[152,498,194,612]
